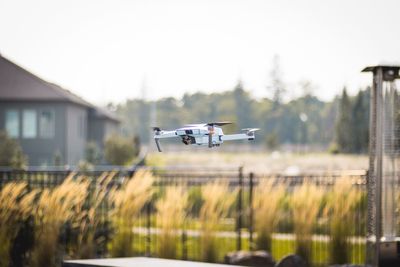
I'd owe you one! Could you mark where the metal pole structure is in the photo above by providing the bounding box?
[363,65,400,267]
[375,67,383,265]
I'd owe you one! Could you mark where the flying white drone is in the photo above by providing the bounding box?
[153,121,259,152]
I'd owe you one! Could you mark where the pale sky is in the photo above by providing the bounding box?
[0,0,399,105]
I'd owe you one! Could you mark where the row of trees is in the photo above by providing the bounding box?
[113,83,370,153]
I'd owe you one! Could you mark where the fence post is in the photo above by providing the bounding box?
[249,172,254,251]
[237,166,243,251]
[146,202,151,256]
[182,228,187,260]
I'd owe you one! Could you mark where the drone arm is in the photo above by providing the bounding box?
[221,133,254,141]
[154,131,178,139]
[153,130,178,152]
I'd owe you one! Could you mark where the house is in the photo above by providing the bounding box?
[0,54,120,166]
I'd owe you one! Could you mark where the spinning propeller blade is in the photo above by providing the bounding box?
[207,121,232,127]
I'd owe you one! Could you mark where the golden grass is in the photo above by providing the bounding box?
[0,182,37,267]
[324,177,362,264]
[109,169,154,257]
[199,180,237,262]
[156,186,189,259]
[291,180,324,265]
[31,174,89,267]
[73,172,116,259]
[253,178,286,251]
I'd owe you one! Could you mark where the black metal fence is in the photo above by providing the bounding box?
[0,167,368,267]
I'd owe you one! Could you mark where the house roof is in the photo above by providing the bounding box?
[0,54,119,122]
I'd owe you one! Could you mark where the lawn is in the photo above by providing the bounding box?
[146,151,368,173]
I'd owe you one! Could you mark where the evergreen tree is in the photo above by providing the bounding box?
[335,88,353,153]
[233,81,253,128]
[351,90,369,153]
[268,55,286,109]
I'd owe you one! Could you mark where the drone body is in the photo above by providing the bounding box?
[153,122,259,152]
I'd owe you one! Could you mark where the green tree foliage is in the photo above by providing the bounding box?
[335,88,353,153]
[0,131,27,169]
[104,134,140,166]
[85,141,101,165]
[268,54,286,108]
[114,83,370,153]
[335,88,370,153]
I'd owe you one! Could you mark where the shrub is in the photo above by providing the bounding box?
[31,175,89,267]
[104,134,140,166]
[0,182,37,267]
[324,177,362,264]
[109,169,154,257]
[253,178,286,251]
[156,186,189,259]
[85,141,101,165]
[0,131,27,168]
[291,181,323,265]
[199,180,237,262]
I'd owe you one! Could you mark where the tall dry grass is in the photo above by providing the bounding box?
[0,182,37,267]
[291,180,324,265]
[253,178,286,252]
[72,172,116,259]
[31,174,89,267]
[156,186,189,259]
[324,177,362,264]
[109,169,154,257]
[199,180,237,262]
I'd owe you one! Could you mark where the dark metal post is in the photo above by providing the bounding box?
[146,202,151,256]
[249,172,254,251]
[182,228,187,260]
[237,166,243,251]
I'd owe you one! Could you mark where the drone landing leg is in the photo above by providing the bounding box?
[155,139,162,152]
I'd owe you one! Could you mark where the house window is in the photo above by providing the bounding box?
[39,109,55,138]
[22,110,37,138]
[5,110,19,138]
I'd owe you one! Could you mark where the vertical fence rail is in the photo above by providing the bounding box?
[236,166,243,251]
[248,172,254,251]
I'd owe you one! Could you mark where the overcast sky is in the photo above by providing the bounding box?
[0,0,399,105]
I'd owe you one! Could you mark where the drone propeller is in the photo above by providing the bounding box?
[242,128,260,136]
[206,121,232,127]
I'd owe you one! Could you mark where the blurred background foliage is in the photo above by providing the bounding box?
[112,82,370,154]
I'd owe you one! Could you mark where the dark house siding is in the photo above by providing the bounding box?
[66,104,88,165]
[0,101,67,165]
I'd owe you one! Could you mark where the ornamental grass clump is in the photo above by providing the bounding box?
[156,186,189,259]
[324,177,362,264]
[109,169,154,257]
[254,178,286,252]
[0,182,37,267]
[200,180,237,263]
[31,175,89,267]
[291,181,324,266]
[73,172,116,259]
